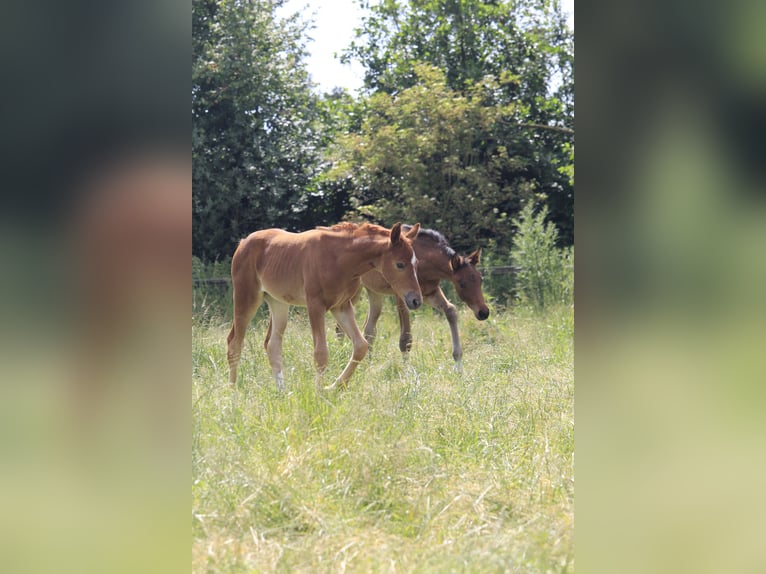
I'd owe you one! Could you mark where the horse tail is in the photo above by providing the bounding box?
[227,234,264,384]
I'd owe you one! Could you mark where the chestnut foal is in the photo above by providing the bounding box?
[227,222,422,390]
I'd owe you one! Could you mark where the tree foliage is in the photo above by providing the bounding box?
[343,0,574,245]
[327,64,539,253]
[191,0,575,263]
[345,0,572,113]
[192,0,320,260]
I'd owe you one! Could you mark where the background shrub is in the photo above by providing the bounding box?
[510,202,573,311]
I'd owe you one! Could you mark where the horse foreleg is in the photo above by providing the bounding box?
[395,296,413,355]
[337,285,363,340]
[362,289,385,350]
[424,288,462,371]
[227,284,262,386]
[307,303,329,391]
[329,301,368,390]
[264,297,289,391]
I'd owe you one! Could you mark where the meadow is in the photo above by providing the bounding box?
[192,296,573,572]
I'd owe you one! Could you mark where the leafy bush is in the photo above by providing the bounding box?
[510,202,573,311]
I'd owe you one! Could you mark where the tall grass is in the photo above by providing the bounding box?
[192,299,573,572]
[193,256,233,321]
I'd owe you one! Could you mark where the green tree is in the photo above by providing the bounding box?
[343,0,573,244]
[346,0,571,112]
[192,0,320,260]
[297,88,364,228]
[326,64,536,253]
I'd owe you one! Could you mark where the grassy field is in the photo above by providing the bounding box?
[192,299,573,573]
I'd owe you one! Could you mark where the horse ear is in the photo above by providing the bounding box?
[468,249,481,266]
[390,222,402,244]
[450,253,463,272]
[405,223,420,239]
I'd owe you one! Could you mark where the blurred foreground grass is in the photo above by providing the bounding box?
[578,1,766,571]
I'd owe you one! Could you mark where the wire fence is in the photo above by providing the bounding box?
[192,266,524,286]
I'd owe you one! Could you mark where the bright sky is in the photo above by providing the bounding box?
[281,0,574,93]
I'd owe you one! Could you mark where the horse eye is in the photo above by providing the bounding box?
[459,281,466,289]
[396,262,406,270]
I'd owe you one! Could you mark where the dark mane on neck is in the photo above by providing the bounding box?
[402,224,455,257]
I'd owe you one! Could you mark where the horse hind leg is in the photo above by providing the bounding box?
[227,277,263,386]
[263,297,289,391]
[307,304,330,391]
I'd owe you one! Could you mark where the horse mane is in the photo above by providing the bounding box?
[402,224,456,258]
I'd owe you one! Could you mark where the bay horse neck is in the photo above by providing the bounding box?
[411,231,456,283]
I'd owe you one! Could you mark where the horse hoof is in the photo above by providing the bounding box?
[323,380,347,392]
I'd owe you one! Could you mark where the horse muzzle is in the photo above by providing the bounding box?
[404,292,422,310]
[476,308,490,320]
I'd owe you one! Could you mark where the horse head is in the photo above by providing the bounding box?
[450,249,490,320]
[381,222,422,310]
